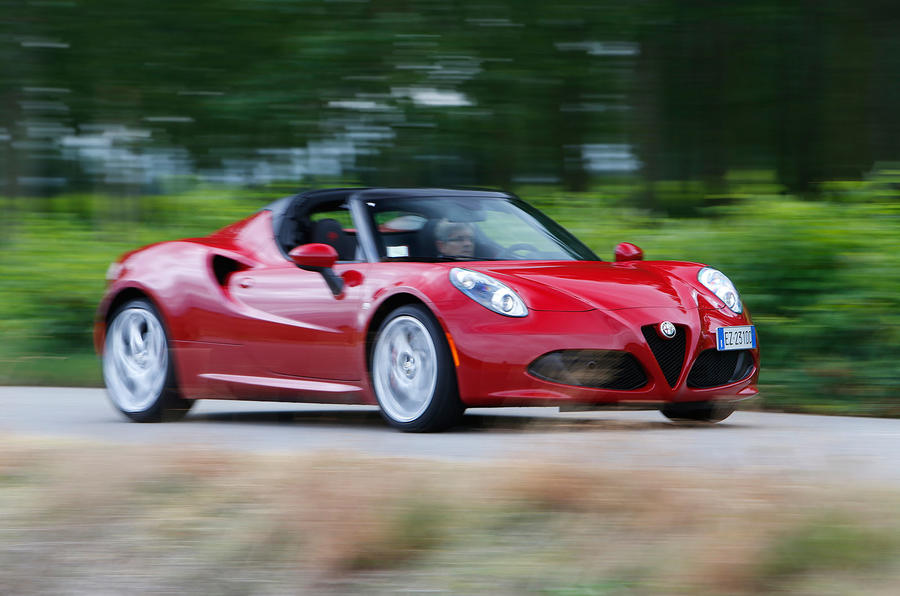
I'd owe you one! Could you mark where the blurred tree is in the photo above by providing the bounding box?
[3,0,900,198]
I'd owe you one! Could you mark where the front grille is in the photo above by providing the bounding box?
[528,350,647,390]
[687,349,754,388]
[641,324,687,388]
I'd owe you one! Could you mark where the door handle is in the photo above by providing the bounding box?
[238,277,254,289]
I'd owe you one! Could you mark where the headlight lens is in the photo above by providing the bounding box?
[450,268,528,317]
[697,267,743,313]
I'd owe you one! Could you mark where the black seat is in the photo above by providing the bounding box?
[310,218,357,261]
[415,219,441,258]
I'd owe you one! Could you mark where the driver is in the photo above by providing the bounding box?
[434,219,475,258]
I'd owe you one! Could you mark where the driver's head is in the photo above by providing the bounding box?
[434,220,475,257]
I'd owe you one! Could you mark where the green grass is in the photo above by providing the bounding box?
[755,514,900,590]
[0,352,101,386]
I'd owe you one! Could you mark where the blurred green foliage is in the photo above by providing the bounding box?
[1,177,898,415]
[4,1,900,195]
[0,189,264,384]
[756,514,900,588]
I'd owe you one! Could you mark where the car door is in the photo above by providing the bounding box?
[228,262,369,381]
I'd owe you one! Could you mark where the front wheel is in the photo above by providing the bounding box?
[661,401,735,423]
[103,298,193,422]
[370,305,464,432]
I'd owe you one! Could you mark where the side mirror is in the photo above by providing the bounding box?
[614,242,644,262]
[289,244,344,296]
[289,243,338,269]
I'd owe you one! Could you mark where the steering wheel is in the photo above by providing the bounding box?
[506,243,541,259]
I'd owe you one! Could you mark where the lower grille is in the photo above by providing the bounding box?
[641,324,687,388]
[687,349,754,388]
[528,350,647,390]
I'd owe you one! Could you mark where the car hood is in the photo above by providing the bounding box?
[470,260,723,312]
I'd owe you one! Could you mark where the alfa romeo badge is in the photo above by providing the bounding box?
[659,321,676,338]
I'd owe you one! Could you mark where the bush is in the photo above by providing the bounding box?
[1,183,897,415]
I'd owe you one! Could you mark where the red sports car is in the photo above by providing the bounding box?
[95,188,759,431]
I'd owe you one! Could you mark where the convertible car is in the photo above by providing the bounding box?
[95,188,758,431]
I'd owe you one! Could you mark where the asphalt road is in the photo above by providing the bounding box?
[3,386,900,488]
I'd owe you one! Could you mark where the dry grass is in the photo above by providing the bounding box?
[2,436,900,595]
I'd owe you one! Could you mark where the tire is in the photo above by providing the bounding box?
[370,304,464,432]
[660,401,735,423]
[102,298,193,422]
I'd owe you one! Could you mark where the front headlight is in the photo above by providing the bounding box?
[450,268,528,317]
[698,267,743,314]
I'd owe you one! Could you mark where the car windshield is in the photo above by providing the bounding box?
[366,196,599,262]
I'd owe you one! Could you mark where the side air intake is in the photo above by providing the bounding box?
[211,255,248,287]
[687,349,754,388]
[528,350,648,390]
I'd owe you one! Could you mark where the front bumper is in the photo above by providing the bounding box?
[438,302,759,407]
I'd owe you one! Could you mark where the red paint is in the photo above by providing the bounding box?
[615,242,644,262]
[289,243,338,269]
[96,191,759,410]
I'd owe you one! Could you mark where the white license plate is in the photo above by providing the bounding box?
[716,325,757,351]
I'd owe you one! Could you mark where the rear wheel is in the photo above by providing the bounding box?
[661,401,735,423]
[371,305,463,432]
[103,298,193,422]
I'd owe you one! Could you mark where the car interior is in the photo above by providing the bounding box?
[276,197,361,262]
[274,194,507,263]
